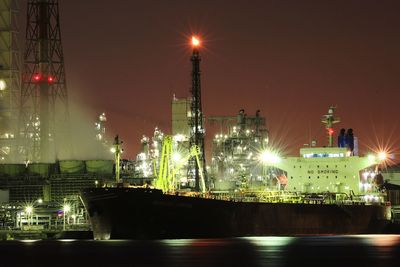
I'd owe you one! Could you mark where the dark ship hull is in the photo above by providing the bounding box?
[81,187,392,240]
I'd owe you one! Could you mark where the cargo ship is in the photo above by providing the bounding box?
[81,107,392,240]
[82,187,391,240]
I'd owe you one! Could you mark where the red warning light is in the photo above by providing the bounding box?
[33,74,41,81]
[328,128,334,135]
[48,76,54,83]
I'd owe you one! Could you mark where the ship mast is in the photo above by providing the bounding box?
[321,106,340,147]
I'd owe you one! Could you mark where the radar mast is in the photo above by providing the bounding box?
[321,106,340,147]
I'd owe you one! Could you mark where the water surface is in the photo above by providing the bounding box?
[1,235,399,266]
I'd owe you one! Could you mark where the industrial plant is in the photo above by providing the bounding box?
[0,0,115,239]
[0,0,399,240]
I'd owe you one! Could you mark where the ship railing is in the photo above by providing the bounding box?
[331,194,388,206]
[227,191,303,203]
[171,190,389,206]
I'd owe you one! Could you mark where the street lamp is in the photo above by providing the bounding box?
[63,203,71,230]
[25,205,33,225]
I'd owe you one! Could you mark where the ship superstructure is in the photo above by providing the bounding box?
[262,106,386,201]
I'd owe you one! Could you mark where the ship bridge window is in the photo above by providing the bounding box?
[303,153,345,158]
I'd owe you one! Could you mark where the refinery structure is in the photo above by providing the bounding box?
[0,0,20,163]
[0,0,115,237]
[0,0,399,239]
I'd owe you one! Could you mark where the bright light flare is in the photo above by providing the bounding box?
[191,36,200,47]
[25,205,33,214]
[259,150,281,164]
[63,204,71,213]
[378,151,387,161]
[172,152,181,163]
[363,126,398,167]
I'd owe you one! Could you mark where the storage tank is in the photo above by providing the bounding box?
[85,160,113,175]
[0,189,9,203]
[28,163,51,177]
[0,164,26,177]
[59,160,85,174]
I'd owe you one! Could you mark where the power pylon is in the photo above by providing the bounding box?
[18,0,69,163]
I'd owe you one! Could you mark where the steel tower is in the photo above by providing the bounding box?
[0,0,21,162]
[188,36,207,192]
[19,0,69,163]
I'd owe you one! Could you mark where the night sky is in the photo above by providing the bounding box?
[25,1,400,161]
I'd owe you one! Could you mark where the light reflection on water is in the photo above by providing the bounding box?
[0,235,399,266]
